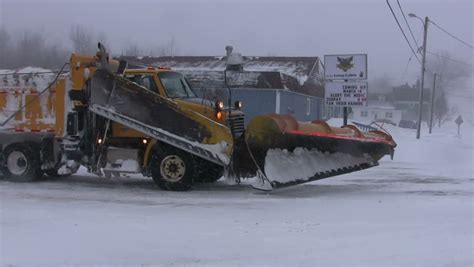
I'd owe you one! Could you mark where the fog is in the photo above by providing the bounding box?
[1,0,473,120]
[0,2,473,265]
[1,0,472,81]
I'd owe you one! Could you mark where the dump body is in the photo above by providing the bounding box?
[0,70,67,135]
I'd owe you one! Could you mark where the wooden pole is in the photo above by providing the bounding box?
[429,73,436,134]
[343,107,348,125]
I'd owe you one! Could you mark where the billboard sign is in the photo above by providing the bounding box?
[324,54,367,80]
[325,81,368,107]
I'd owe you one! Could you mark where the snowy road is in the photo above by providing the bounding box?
[1,125,473,266]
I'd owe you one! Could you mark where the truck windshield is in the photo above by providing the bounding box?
[158,72,197,98]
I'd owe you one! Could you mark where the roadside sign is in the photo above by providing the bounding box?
[325,81,368,107]
[324,54,367,80]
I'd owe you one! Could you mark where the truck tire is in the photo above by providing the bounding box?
[150,144,194,191]
[3,143,42,182]
[0,154,5,179]
[195,159,224,183]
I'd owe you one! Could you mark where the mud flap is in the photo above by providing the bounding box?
[89,69,232,166]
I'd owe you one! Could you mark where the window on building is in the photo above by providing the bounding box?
[386,112,393,118]
[361,110,368,117]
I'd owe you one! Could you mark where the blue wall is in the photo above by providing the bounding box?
[194,87,325,124]
[228,89,324,124]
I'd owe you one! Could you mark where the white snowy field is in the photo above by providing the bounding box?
[0,123,473,266]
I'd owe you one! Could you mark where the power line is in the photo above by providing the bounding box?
[397,0,420,51]
[386,0,421,64]
[429,20,474,49]
[400,54,413,81]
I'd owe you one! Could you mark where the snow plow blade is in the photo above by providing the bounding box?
[235,114,396,191]
[89,69,233,166]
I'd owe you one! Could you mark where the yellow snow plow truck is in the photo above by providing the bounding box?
[0,43,396,191]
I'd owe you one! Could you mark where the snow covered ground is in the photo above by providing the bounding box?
[1,122,472,266]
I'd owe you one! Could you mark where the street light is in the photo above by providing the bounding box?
[408,13,423,23]
[409,13,429,139]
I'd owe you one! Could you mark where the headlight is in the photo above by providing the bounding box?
[234,100,242,109]
[216,100,224,110]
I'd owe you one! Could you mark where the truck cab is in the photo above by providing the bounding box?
[115,67,244,139]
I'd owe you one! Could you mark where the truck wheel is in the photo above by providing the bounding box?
[4,144,42,182]
[150,145,194,191]
[0,154,5,179]
[0,152,5,178]
[195,159,224,183]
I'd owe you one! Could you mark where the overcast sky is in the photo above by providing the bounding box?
[0,0,472,85]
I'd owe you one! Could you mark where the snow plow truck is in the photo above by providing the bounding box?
[0,43,396,191]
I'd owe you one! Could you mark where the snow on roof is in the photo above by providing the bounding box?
[0,66,57,90]
[0,67,53,75]
[122,55,321,86]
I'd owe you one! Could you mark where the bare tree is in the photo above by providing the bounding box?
[0,28,68,69]
[17,30,46,67]
[123,44,142,57]
[0,27,10,51]
[152,37,178,57]
[168,36,176,57]
[0,27,11,68]
[69,24,95,54]
[426,50,472,125]
[42,44,69,68]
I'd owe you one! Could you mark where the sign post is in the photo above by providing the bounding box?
[324,54,368,125]
[455,115,463,136]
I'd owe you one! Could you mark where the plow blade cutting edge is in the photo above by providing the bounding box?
[235,114,396,191]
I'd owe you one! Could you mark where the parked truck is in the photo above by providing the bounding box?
[0,44,396,191]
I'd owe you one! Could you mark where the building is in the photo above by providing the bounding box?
[392,82,431,121]
[350,100,402,125]
[123,47,326,123]
[122,47,324,98]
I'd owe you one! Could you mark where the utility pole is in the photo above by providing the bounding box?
[343,79,349,126]
[429,73,436,134]
[409,13,429,139]
[343,107,348,125]
[415,16,429,139]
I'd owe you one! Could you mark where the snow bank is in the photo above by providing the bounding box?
[0,111,472,266]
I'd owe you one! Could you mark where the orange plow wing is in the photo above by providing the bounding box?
[233,114,396,190]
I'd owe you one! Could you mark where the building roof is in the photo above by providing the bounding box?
[121,55,324,97]
[392,84,431,102]
[122,55,320,84]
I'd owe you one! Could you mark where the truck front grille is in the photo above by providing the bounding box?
[227,113,245,138]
